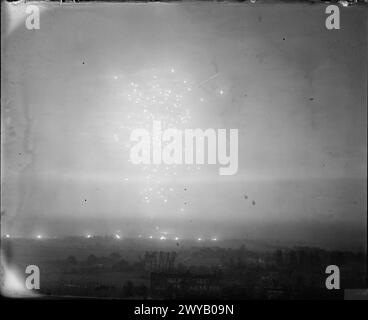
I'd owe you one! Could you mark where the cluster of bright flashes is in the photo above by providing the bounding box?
[113,68,210,211]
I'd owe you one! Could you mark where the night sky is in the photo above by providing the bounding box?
[1,2,366,249]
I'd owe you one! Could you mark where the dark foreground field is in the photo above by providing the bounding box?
[1,237,366,299]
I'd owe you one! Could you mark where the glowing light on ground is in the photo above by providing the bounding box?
[115,234,121,239]
[160,236,166,240]
[36,235,42,239]
[113,133,119,142]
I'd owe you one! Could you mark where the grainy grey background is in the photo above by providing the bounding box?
[1,2,366,250]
